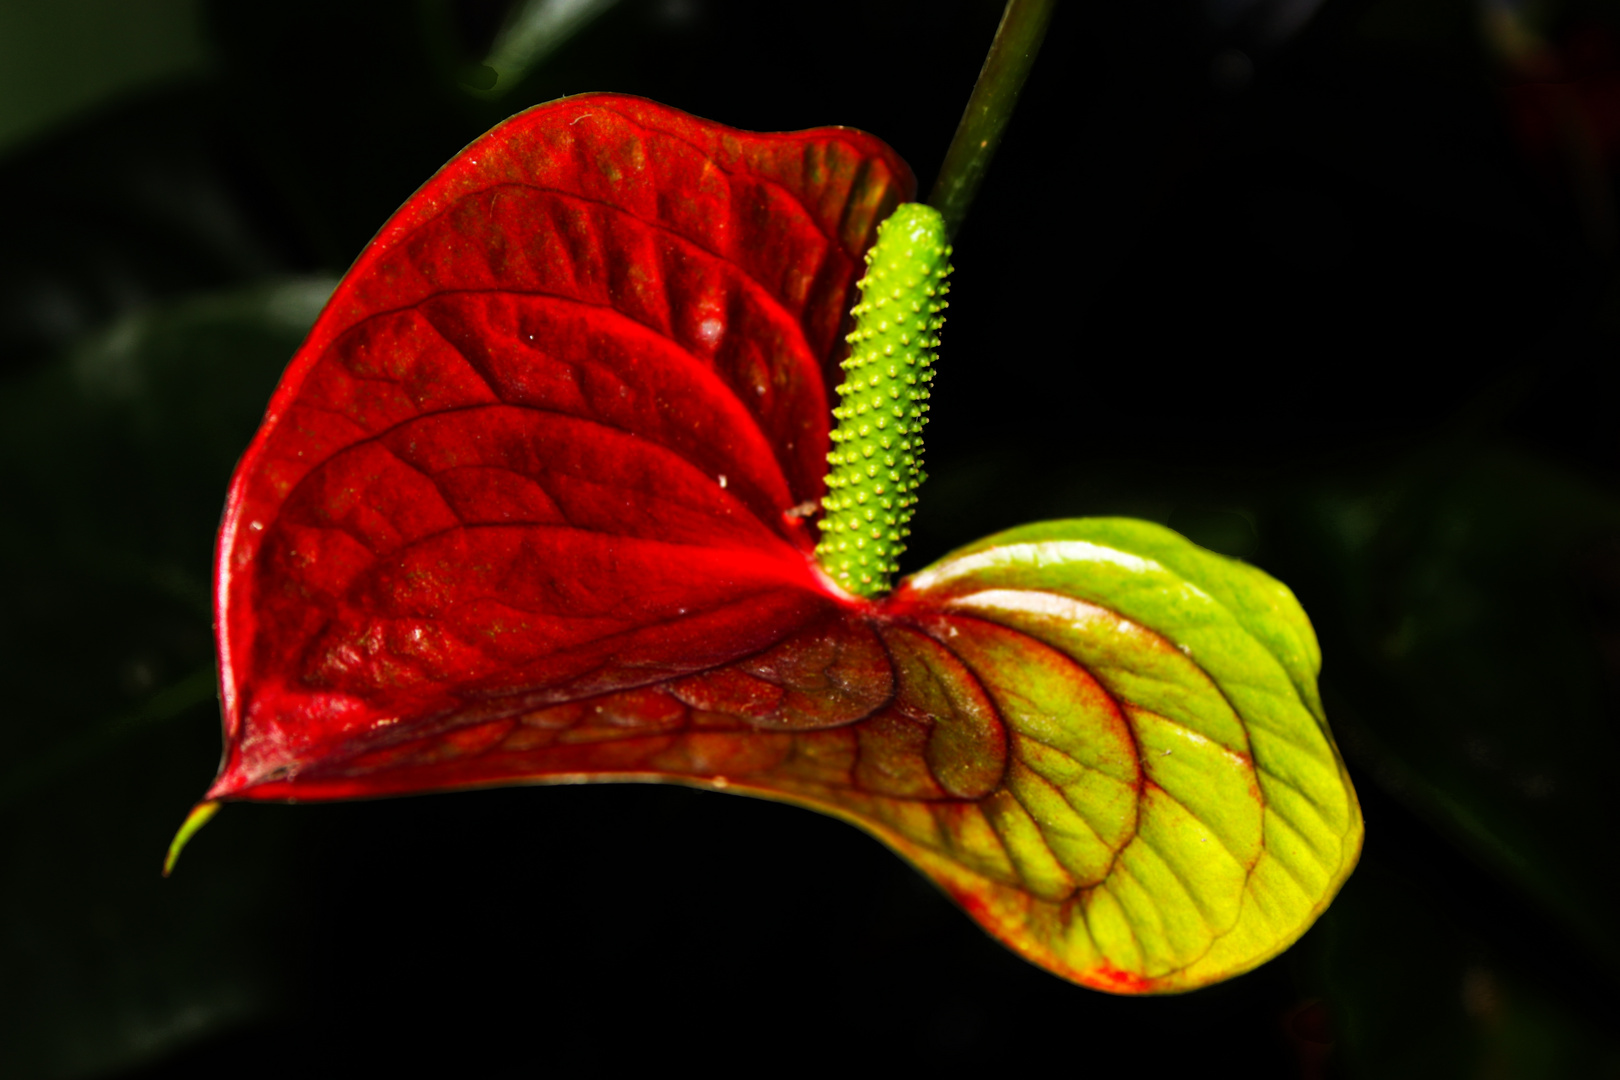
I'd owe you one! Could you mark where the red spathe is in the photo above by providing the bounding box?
[211,94,914,799]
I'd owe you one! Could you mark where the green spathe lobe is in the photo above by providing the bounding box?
[898,517,1364,991]
[816,203,951,597]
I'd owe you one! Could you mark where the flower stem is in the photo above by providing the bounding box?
[927,0,1058,239]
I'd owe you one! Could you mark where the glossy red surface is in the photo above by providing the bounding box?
[211,94,915,799]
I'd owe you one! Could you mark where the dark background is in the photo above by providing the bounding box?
[2,0,1619,1075]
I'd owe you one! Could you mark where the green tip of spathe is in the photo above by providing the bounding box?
[815,202,952,599]
[163,800,220,877]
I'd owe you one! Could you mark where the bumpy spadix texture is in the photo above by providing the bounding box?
[209,94,1362,994]
[816,204,950,596]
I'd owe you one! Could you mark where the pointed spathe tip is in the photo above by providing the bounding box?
[163,800,220,877]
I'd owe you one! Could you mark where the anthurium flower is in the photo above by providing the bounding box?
[194,93,1361,993]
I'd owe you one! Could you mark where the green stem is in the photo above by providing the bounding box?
[926,0,1058,239]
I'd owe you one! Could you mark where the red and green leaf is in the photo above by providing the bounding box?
[207,93,1361,993]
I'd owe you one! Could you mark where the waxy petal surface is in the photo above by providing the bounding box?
[889,518,1363,991]
[213,94,914,794]
[212,97,1359,994]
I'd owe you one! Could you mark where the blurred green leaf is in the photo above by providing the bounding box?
[1281,444,1620,968]
[0,278,330,1076]
[0,0,211,156]
[0,86,291,369]
[454,0,623,99]
[1301,863,1620,1077]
